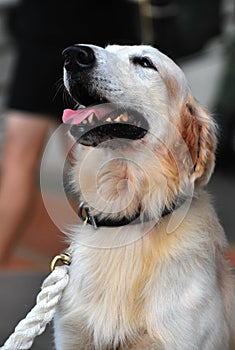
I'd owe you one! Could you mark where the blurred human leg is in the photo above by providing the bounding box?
[0,112,51,265]
[214,39,235,168]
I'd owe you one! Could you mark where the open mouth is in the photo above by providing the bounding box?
[62,102,149,147]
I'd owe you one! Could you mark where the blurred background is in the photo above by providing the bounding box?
[0,0,234,348]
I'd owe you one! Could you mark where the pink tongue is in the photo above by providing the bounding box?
[62,105,113,125]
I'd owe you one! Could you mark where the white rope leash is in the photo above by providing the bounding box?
[1,264,70,350]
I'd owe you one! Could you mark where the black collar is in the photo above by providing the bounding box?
[78,198,185,229]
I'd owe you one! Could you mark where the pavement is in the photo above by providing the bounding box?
[0,40,235,349]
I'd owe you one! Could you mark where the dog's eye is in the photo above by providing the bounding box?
[132,56,157,71]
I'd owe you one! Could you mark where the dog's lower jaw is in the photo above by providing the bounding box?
[71,144,190,229]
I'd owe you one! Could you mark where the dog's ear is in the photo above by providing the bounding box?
[181,97,217,187]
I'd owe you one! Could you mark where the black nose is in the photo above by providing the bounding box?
[62,45,96,71]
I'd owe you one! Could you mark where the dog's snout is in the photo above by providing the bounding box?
[62,45,96,71]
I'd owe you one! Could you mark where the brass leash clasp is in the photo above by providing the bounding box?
[50,251,72,272]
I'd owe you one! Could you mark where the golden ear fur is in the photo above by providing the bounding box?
[181,97,217,188]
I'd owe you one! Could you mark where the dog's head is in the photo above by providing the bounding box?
[63,44,216,224]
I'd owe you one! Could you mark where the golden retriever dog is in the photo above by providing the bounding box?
[54,44,235,349]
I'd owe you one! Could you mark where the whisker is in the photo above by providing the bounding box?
[53,78,65,101]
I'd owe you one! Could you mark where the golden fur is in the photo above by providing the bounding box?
[54,45,235,349]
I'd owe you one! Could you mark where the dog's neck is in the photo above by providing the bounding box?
[78,197,186,229]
